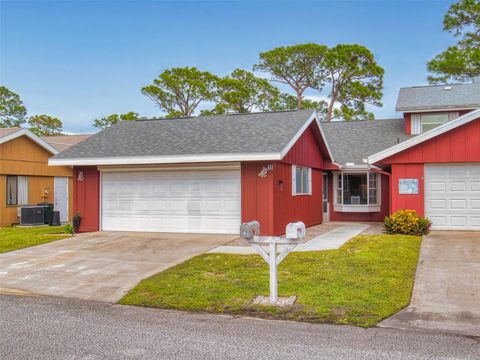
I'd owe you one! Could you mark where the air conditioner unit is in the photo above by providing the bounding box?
[20,206,45,226]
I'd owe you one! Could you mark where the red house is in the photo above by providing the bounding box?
[49,81,480,234]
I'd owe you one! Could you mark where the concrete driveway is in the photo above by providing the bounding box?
[380,231,480,336]
[0,232,236,302]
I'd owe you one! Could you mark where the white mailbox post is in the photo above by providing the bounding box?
[240,220,306,305]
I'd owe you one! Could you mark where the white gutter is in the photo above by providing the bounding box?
[48,152,282,166]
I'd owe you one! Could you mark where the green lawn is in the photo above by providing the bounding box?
[0,225,68,254]
[120,234,422,327]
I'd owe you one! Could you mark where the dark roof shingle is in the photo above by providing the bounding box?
[320,118,410,165]
[396,83,480,112]
[52,110,315,160]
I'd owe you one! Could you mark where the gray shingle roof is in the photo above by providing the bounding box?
[51,110,315,160]
[320,118,411,165]
[396,82,480,112]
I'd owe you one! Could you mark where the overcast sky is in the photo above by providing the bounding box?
[1,0,456,133]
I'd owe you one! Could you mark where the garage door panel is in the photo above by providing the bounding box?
[450,181,467,192]
[450,199,467,210]
[428,182,446,192]
[101,170,241,234]
[471,199,480,210]
[425,164,480,230]
[428,199,446,210]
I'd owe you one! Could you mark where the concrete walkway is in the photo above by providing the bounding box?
[208,224,369,254]
[379,231,480,337]
[0,231,235,302]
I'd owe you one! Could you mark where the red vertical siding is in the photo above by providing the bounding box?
[328,173,390,222]
[272,163,323,235]
[73,166,100,232]
[404,114,411,135]
[379,118,480,164]
[241,162,275,235]
[390,164,424,216]
[241,122,328,236]
[379,117,480,216]
[281,125,324,168]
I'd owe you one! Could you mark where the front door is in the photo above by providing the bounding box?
[323,173,329,222]
[54,177,69,223]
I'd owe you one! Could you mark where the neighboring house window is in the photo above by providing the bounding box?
[6,176,28,205]
[292,165,311,195]
[411,112,460,134]
[420,113,450,132]
[334,172,379,211]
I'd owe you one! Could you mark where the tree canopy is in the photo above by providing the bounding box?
[93,112,139,129]
[254,43,383,120]
[254,44,328,110]
[28,114,63,136]
[322,44,384,121]
[142,67,219,118]
[427,0,480,83]
[205,69,281,114]
[273,93,327,112]
[0,86,27,128]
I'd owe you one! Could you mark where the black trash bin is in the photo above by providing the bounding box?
[37,202,54,225]
[51,211,61,226]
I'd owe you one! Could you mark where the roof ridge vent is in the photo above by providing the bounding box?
[444,86,452,90]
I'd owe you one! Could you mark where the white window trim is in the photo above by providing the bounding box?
[6,175,29,206]
[333,171,380,212]
[292,165,312,196]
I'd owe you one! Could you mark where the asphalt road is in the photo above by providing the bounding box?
[0,295,478,360]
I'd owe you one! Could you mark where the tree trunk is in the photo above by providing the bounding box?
[326,99,334,121]
[326,85,339,121]
[296,91,302,110]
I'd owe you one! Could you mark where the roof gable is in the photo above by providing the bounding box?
[50,110,332,166]
[368,108,480,164]
[0,128,59,155]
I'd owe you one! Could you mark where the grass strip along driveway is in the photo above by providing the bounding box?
[0,226,68,254]
[121,234,422,327]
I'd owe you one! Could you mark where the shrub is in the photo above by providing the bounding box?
[65,224,75,236]
[384,209,431,236]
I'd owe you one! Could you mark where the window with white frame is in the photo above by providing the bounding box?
[334,172,379,206]
[6,176,28,205]
[292,165,311,195]
[411,112,459,134]
[420,112,461,133]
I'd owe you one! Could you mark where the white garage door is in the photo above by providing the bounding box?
[101,170,241,234]
[425,164,480,230]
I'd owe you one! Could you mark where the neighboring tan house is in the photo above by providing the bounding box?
[49,81,480,234]
[0,128,90,227]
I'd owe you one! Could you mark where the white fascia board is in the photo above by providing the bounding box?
[368,108,480,164]
[278,112,336,163]
[279,111,316,158]
[336,165,372,172]
[397,106,479,113]
[98,163,241,172]
[315,117,335,163]
[0,128,59,155]
[48,152,282,166]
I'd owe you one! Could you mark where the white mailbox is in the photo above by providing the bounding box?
[240,220,260,240]
[285,221,306,239]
